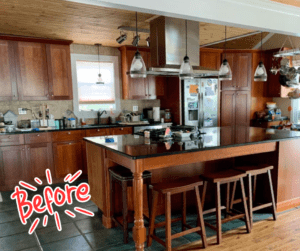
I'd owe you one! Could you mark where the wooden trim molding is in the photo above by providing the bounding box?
[0,34,73,45]
[277,197,300,213]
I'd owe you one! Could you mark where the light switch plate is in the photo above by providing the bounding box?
[133,106,138,112]
[18,108,26,115]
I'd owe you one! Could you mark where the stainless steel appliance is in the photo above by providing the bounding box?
[182,78,219,128]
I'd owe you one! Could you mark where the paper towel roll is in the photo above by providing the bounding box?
[153,107,160,121]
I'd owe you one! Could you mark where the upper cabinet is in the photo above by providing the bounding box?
[16,42,49,100]
[0,36,73,101]
[0,40,18,101]
[119,46,157,100]
[220,52,252,91]
[199,48,222,70]
[47,44,73,100]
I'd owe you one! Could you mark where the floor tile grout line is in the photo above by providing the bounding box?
[73,219,97,250]
[29,218,44,251]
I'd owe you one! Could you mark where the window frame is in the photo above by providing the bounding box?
[71,53,120,119]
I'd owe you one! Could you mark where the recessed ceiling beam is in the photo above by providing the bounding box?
[252,32,275,49]
[118,26,150,33]
[200,31,261,48]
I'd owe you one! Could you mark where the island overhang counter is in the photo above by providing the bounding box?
[84,126,300,251]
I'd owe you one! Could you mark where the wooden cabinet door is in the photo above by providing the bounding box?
[47,44,73,100]
[26,143,54,181]
[16,42,49,100]
[235,91,251,126]
[0,40,18,101]
[237,53,252,91]
[110,127,133,135]
[53,141,84,178]
[220,53,237,90]
[0,145,27,191]
[221,91,236,126]
[200,50,221,70]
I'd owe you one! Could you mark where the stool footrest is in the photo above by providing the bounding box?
[151,235,166,247]
[205,222,217,231]
[253,202,272,212]
[154,217,182,229]
[203,206,226,215]
[221,214,245,224]
[171,227,201,240]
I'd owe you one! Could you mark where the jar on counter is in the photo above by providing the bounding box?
[165,109,172,122]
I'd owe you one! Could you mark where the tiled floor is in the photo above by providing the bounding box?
[0,181,278,251]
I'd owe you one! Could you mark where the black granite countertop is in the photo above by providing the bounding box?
[84,126,300,159]
[0,122,170,135]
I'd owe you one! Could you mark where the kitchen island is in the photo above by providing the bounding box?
[84,126,300,251]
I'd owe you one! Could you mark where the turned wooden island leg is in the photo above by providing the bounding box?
[133,166,146,251]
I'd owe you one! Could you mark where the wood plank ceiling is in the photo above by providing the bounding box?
[0,0,256,47]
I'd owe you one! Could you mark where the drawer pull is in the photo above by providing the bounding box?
[97,129,100,132]
[68,132,71,135]
[69,143,72,145]
[22,148,25,151]
[37,134,40,137]
[121,128,124,131]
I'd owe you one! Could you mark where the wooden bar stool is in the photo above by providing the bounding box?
[147,176,207,251]
[230,164,277,228]
[201,170,251,245]
[109,165,152,244]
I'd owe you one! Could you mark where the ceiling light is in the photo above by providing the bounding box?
[95,43,104,84]
[116,31,127,44]
[219,26,232,81]
[179,20,194,79]
[129,12,147,78]
[254,32,267,82]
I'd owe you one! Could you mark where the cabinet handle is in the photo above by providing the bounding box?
[97,129,100,132]
[22,148,25,151]
[121,128,124,131]
[51,94,54,97]
[69,143,72,145]
[37,134,40,137]
[68,132,71,135]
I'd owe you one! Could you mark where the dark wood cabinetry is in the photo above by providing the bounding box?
[221,90,251,127]
[47,44,73,100]
[0,40,18,101]
[119,46,158,100]
[0,36,73,101]
[221,52,252,91]
[199,48,222,70]
[16,42,49,100]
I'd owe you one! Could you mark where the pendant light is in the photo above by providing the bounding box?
[219,26,232,81]
[254,32,267,82]
[95,43,104,84]
[179,20,194,79]
[130,12,147,78]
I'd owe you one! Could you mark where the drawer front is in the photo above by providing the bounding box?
[52,130,86,142]
[110,127,132,135]
[86,128,110,137]
[0,134,24,146]
[25,132,51,144]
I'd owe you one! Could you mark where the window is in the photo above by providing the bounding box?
[71,54,120,119]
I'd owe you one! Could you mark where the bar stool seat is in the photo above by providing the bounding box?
[109,166,152,244]
[231,164,276,229]
[201,170,251,245]
[147,176,207,251]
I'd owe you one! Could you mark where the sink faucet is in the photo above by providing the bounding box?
[97,110,107,124]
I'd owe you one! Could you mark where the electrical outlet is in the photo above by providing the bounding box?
[18,108,26,115]
[133,106,138,112]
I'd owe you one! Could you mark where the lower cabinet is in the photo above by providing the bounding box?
[0,145,27,190]
[52,140,85,178]
[26,143,54,181]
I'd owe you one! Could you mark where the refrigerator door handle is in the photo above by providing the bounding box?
[202,92,205,127]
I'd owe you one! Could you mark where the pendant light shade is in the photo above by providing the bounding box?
[179,20,194,79]
[219,59,232,81]
[130,50,147,78]
[254,32,267,82]
[129,12,147,79]
[219,26,232,81]
[95,43,104,84]
[254,61,267,82]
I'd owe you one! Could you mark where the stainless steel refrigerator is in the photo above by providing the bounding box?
[181,78,219,128]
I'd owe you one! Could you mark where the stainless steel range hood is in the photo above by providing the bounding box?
[143,16,219,77]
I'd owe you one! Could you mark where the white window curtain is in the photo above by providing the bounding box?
[291,98,300,124]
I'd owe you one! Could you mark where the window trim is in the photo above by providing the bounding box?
[70,53,120,119]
